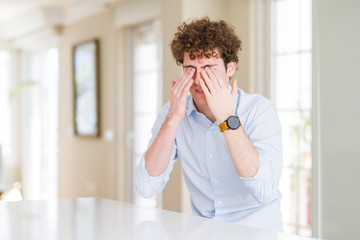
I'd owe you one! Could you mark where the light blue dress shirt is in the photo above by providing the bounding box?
[135,88,283,231]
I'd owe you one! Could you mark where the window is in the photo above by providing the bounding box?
[271,0,312,236]
[20,48,59,199]
[0,50,13,189]
[128,20,162,208]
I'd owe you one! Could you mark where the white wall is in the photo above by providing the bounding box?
[58,10,119,199]
[315,0,360,239]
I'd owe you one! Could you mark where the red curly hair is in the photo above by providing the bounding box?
[171,17,242,67]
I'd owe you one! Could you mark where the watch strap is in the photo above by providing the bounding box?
[218,121,229,132]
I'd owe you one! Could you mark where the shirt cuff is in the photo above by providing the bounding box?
[138,152,170,181]
[238,153,274,203]
[134,152,170,198]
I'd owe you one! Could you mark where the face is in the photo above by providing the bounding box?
[183,49,235,109]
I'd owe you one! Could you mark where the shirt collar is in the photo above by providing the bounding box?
[186,95,197,117]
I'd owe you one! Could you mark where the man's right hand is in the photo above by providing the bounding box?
[167,68,194,124]
[144,68,194,176]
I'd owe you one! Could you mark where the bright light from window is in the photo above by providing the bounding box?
[271,0,312,237]
[131,21,162,208]
[0,50,12,189]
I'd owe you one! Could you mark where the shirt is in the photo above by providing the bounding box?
[135,87,283,231]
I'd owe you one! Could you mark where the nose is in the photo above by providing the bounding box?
[193,69,201,85]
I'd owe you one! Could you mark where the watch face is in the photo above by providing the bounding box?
[227,116,240,129]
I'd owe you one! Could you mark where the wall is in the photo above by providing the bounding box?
[58,10,119,199]
[315,0,360,239]
[160,0,184,213]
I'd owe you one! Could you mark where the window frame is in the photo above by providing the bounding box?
[253,0,319,237]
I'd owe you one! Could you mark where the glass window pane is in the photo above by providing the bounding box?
[299,169,312,228]
[134,44,157,72]
[275,0,300,53]
[133,114,157,155]
[280,167,299,225]
[0,51,12,151]
[278,111,301,167]
[133,71,158,114]
[274,54,301,110]
[299,110,312,170]
[300,0,312,51]
[300,52,312,110]
[0,50,12,187]
[131,20,162,208]
[272,0,312,236]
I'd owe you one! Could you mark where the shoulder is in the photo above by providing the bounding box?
[236,88,274,114]
[235,88,279,128]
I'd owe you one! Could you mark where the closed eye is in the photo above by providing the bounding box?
[183,66,195,71]
[202,65,217,70]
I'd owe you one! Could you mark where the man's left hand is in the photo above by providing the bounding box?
[199,68,238,123]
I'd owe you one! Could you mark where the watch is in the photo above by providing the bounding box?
[218,116,241,132]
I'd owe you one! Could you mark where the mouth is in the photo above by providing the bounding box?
[195,89,204,93]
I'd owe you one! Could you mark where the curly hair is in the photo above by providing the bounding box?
[171,17,242,67]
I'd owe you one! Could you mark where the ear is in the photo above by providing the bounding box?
[226,62,236,77]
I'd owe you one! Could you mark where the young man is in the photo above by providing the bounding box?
[135,17,283,231]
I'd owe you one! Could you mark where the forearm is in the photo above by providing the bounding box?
[145,116,180,176]
[223,127,259,178]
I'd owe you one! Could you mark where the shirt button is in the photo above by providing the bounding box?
[213,179,218,184]
[217,200,222,205]
[209,153,213,158]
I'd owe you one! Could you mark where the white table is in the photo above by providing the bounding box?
[0,198,320,239]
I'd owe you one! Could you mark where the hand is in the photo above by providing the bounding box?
[199,68,237,122]
[167,68,194,123]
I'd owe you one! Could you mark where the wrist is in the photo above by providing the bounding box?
[165,114,183,127]
[217,112,235,123]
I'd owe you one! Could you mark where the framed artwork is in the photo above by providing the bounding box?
[73,39,100,137]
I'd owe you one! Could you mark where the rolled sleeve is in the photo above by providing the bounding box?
[134,102,178,198]
[240,100,283,203]
[135,146,178,198]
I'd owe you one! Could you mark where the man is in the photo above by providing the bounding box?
[135,17,283,231]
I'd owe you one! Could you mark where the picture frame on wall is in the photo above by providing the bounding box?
[73,39,100,137]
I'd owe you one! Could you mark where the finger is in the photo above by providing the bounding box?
[231,78,238,97]
[176,70,194,95]
[205,67,223,88]
[180,79,194,98]
[201,69,216,93]
[172,73,188,93]
[199,78,210,97]
[171,81,176,88]
[173,69,194,95]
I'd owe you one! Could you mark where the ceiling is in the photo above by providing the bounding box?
[0,0,124,40]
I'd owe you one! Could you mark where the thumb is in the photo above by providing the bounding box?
[231,79,238,97]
